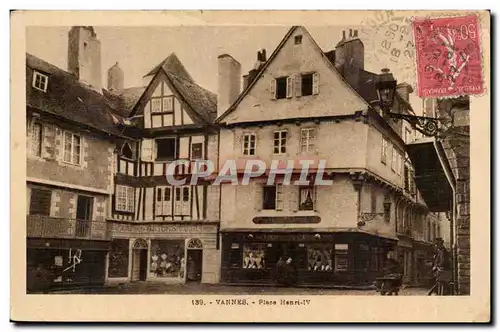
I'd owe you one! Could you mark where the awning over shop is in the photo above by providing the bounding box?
[407,137,454,212]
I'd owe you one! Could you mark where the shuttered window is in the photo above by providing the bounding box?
[156,186,172,216]
[29,188,52,216]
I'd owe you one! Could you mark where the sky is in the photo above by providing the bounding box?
[26,25,423,114]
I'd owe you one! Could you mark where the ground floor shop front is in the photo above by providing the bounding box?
[106,221,220,285]
[220,230,398,287]
[27,238,109,293]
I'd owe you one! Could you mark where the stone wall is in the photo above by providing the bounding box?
[437,97,470,295]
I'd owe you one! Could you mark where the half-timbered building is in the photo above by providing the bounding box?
[104,54,221,284]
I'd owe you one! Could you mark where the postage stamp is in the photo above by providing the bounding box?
[413,15,484,98]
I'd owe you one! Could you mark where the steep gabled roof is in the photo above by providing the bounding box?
[143,53,194,82]
[26,53,124,137]
[130,53,217,124]
[215,26,370,124]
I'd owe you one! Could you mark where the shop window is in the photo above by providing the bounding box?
[29,188,52,216]
[242,243,266,269]
[307,244,333,272]
[334,244,349,272]
[299,186,315,211]
[156,138,177,160]
[108,239,129,278]
[150,240,185,278]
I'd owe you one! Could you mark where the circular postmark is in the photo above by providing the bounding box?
[360,11,416,85]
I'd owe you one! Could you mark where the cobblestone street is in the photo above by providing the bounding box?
[51,282,430,296]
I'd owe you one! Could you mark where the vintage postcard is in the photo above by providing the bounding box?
[10,10,490,322]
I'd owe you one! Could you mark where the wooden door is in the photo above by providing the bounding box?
[131,250,141,281]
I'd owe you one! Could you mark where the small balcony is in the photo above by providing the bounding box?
[26,215,111,241]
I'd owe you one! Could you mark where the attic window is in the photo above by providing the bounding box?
[32,71,48,92]
[294,35,303,45]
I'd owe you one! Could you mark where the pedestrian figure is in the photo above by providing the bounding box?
[275,256,286,286]
[428,238,452,295]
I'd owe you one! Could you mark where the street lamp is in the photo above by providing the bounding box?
[375,68,440,137]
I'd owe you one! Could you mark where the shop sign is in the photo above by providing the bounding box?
[253,216,321,224]
[111,223,214,235]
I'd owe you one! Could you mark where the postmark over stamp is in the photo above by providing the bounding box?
[413,15,483,98]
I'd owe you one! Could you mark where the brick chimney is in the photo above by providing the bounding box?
[217,54,241,118]
[107,62,124,91]
[68,26,102,92]
[334,29,364,89]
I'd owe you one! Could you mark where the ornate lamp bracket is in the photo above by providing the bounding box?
[386,112,440,137]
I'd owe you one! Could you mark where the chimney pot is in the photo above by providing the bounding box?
[261,49,267,62]
[353,30,358,38]
[349,29,353,38]
[342,30,346,39]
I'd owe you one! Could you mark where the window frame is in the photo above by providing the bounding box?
[381,137,388,164]
[32,71,48,92]
[301,73,314,96]
[190,142,204,160]
[275,76,288,99]
[300,128,316,153]
[155,137,177,161]
[273,130,288,155]
[242,133,256,156]
[298,186,315,211]
[115,185,135,213]
[262,184,283,211]
[294,35,303,45]
[30,122,43,157]
[62,131,82,166]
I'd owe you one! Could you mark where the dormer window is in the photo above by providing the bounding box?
[32,71,48,92]
[294,35,303,45]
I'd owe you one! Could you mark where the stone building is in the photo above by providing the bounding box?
[215,26,435,287]
[26,36,120,291]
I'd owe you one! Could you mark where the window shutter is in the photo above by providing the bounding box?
[286,76,293,98]
[312,73,320,95]
[182,187,190,216]
[174,187,182,215]
[294,75,302,97]
[276,184,284,210]
[270,79,276,100]
[164,187,172,216]
[288,186,298,211]
[141,139,154,161]
[254,183,263,211]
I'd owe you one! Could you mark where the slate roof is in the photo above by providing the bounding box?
[103,86,146,117]
[132,52,217,124]
[26,53,125,137]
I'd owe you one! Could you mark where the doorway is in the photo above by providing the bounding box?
[131,239,148,282]
[186,250,203,282]
[186,238,203,283]
[76,195,93,237]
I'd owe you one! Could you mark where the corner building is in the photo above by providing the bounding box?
[215,26,435,287]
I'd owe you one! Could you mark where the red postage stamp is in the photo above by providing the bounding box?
[413,15,483,98]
